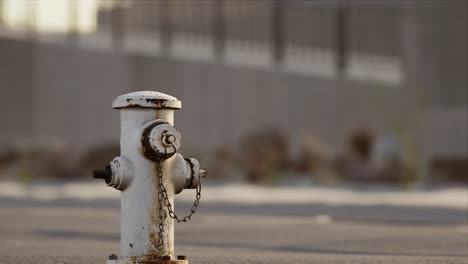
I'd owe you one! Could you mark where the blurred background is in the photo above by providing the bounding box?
[0,0,467,186]
[0,0,466,263]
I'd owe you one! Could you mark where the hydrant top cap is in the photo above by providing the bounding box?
[113,91,181,110]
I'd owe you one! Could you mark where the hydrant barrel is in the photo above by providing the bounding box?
[114,91,181,260]
[112,91,181,258]
[94,91,204,263]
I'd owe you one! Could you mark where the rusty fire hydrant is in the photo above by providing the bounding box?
[93,91,206,264]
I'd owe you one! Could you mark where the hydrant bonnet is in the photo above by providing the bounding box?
[112,91,182,110]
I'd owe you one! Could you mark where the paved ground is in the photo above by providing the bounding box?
[0,196,466,264]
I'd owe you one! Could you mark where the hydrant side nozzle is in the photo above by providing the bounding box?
[108,156,133,191]
[92,158,133,191]
[183,158,206,189]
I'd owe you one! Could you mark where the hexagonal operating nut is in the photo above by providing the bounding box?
[162,131,177,147]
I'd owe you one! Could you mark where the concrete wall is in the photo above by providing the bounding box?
[0,39,35,147]
[129,54,415,157]
[26,43,129,155]
[0,37,414,158]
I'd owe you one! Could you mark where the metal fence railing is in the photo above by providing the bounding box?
[0,0,405,83]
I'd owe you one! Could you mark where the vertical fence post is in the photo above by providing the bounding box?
[336,1,349,76]
[68,0,79,46]
[111,3,124,50]
[159,0,172,56]
[25,0,37,39]
[213,0,225,62]
[272,0,285,67]
[0,2,3,25]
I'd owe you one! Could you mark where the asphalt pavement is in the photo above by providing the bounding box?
[0,196,467,264]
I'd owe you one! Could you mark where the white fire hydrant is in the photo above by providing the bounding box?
[93,91,206,264]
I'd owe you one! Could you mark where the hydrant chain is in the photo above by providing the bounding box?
[156,161,202,223]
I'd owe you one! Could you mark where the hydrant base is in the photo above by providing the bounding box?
[107,260,188,264]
